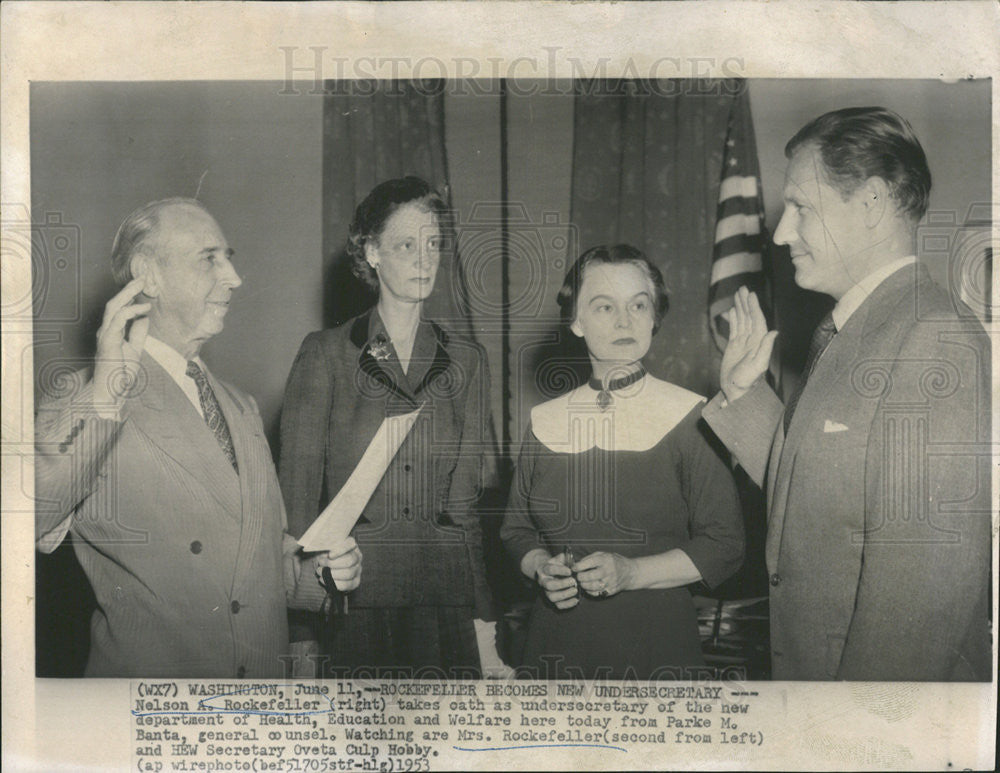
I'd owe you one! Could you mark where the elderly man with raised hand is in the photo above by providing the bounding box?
[34,197,361,678]
[703,108,991,681]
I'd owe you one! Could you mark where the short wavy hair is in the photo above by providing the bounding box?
[556,244,669,334]
[346,176,447,291]
[785,106,931,222]
[110,197,209,285]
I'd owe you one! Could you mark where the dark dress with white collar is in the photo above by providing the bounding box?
[501,374,744,680]
[279,310,495,677]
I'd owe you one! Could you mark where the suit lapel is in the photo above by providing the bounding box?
[353,310,453,411]
[763,426,787,571]
[781,264,918,460]
[778,311,866,462]
[127,353,242,516]
[763,317,867,571]
[405,320,451,396]
[767,263,920,569]
[208,371,266,599]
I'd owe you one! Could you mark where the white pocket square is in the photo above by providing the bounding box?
[823,420,849,433]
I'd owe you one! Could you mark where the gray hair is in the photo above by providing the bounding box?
[110,197,209,285]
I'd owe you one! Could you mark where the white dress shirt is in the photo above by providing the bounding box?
[831,255,917,331]
[143,336,205,419]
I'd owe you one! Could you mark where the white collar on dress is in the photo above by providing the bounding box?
[530,374,705,454]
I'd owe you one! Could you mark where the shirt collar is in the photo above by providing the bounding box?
[831,255,917,331]
[144,335,204,380]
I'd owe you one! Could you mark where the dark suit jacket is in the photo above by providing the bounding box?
[279,311,495,620]
[704,263,991,680]
[34,353,303,678]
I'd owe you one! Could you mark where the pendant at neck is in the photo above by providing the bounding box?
[588,365,647,412]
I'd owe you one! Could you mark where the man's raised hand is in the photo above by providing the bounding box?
[92,278,150,411]
[719,287,778,404]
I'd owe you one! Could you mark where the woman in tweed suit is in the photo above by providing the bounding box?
[280,177,497,678]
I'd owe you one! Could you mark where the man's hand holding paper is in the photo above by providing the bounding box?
[298,408,422,552]
[288,409,420,613]
[313,537,363,593]
[285,535,363,611]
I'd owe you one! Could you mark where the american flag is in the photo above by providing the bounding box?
[709,89,768,351]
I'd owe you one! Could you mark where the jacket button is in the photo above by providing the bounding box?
[190,541,202,554]
[231,600,241,614]
[236,665,246,678]
[402,507,410,516]
[404,464,412,472]
[770,573,782,587]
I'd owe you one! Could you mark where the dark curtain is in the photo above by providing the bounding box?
[322,80,460,327]
[570,79,741,396]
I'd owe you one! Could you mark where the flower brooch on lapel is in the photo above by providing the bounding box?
[368,332,392,361]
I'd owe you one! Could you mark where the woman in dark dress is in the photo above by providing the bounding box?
[280,177,498,678]
[501,244,744,680]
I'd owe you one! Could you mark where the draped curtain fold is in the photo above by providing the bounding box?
[322,80,459,327]
[570,80,740,395]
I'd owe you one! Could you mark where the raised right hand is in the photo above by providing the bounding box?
[93,278,150,411]
[719,286,778,404]
[535,552,579,610]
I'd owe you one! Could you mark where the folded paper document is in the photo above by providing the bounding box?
[298,407,421,552]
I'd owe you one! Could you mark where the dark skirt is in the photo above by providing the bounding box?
[321,606,481,680]
[519,587,705,681]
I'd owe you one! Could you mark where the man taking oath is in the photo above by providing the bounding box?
[35,198,362,677]
[704,108,991,681]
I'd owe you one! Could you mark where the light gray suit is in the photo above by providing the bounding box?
[704,263,991,680]
[35,353,320,678]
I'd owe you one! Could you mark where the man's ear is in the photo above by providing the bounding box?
[861,176,889,229]
[130,252,160,298]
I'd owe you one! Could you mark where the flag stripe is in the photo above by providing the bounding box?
[710,271,764,307]
[710,252,762,284]
[709,89,769,354]
[714,231,764,258]
[714,213,761,243]
[718,175,758,202]
[716,194,761,221]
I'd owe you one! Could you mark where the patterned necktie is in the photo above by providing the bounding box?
[783,312,837,435]
[186,361,239,473]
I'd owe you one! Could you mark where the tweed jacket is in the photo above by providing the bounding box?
[34,353,317,678]
[279,310,495,619]
[703,263,991,680]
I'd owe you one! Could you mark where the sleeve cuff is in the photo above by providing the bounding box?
[283,539,331,612]
[503,537,546,573]
[680,541,742,590]
[701,382,783,487]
